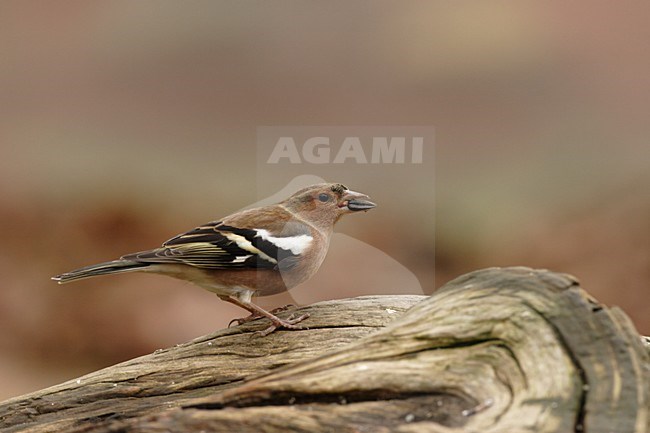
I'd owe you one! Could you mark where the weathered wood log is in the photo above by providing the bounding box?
[1,267,648,433]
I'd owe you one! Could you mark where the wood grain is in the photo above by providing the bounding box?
[1,267,647,433]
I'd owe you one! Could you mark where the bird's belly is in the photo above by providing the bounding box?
[146,264,289,298]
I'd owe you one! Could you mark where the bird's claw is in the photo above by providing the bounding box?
[228,304,298,328]
[228,313,260,327]
[256,313,311,337]
[270,304,296,314]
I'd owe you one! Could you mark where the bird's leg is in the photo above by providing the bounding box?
[219,295,309,335]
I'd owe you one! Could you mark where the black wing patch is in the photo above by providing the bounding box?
[122,221,308,270]
[163,222,227,246]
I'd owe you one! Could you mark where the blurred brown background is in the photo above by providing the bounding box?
[1,2,649,401]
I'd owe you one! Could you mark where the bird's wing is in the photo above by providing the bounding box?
[122,209,313,270]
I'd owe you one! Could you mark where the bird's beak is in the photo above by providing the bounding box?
[341,190,376,212]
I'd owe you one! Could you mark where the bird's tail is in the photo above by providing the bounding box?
[52,260,150,284]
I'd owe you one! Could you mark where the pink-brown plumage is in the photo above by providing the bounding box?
[53,183,376,335]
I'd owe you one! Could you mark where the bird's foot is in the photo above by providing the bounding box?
[257,312,310,337]
[228,313,260,327]
[228,304,297,327]
[269,304,296,314]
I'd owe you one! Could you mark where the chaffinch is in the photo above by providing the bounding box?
[53,183,376,335]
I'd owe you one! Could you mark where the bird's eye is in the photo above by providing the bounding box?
[318,193,331,202]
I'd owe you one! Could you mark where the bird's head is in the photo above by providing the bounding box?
[283,183,376,230]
